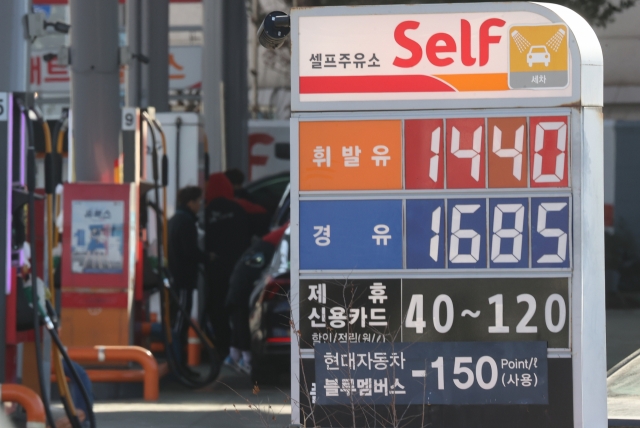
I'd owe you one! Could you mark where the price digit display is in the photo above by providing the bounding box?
[401,277,569,348]
[531,197,570,268]
[529,116,569,188]
[405,119,444,189]
[446,118,486,189]
[406,199,445,268]
[489,198,529,268]
[447,198,487,268]
[403,291,567,339]
[488,117,528,188]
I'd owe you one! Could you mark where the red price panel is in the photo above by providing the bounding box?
[446,118,486,189]
[488,117,528,188]
[405,119,444,189]
[529,116,569,188]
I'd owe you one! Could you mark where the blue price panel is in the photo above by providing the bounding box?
[531,197,571,268]
[447,198,487,269]
[406,199,445,269]
[489,198,529,268]
[315,341,548,405]
[299,200,403,270]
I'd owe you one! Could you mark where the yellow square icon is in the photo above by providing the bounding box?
[508,24,569,89]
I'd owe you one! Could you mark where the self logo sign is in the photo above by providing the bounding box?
[392,18,505,68]
[291,3,605,428]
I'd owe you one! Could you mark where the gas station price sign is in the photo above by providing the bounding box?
[290,3,605,428]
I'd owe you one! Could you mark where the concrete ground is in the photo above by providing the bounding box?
[92,366,291,428]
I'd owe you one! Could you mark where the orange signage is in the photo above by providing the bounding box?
[299,120,402,191]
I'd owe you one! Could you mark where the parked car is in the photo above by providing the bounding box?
[270,184,289,230]
[243,171,289,219]
[248,224,291,384]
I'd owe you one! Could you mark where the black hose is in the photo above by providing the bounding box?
[21,101,57,428]
[157,272,221,388]
[143,115,220,388]
[175,116,182,197]
[162,155,169,188]
[45,301,96,428]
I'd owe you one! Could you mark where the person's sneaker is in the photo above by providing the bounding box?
[224,355,241,373]
[237,358,252,375]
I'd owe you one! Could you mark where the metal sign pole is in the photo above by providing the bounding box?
[0,94,11,383]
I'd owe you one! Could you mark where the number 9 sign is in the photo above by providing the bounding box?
[121,107,137,131]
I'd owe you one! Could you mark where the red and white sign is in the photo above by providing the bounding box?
[31,46,202,93]
[248,120,290,181]
[298,11,571,102]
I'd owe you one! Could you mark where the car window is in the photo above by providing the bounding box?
[268,226,290,277]
[246,178,290,213]
[531,47,546,53]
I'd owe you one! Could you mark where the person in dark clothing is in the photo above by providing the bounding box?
[204,173,251,358]
[225,168,250,200]
[234,195,270,238]
[225,223,288,373]
[225,168,269,237]
[168,186,207,368]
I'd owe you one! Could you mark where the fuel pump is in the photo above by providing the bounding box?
[141,112,221,388]
[10,99,95,428]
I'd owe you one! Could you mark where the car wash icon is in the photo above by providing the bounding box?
[508,24,569,89]
[511,28,565,67]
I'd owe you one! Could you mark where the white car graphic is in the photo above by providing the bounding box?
[527,46,550,67]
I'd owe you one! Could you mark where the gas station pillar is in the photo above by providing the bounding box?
[69,0,121,183]
[202,0,224,173]
[143,0,170,112]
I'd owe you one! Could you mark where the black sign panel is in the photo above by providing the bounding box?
[314,341,548,405]
[300,357,573,428]
[402,277,569,348]
[299,278,569,348]
[299,279,402,348]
